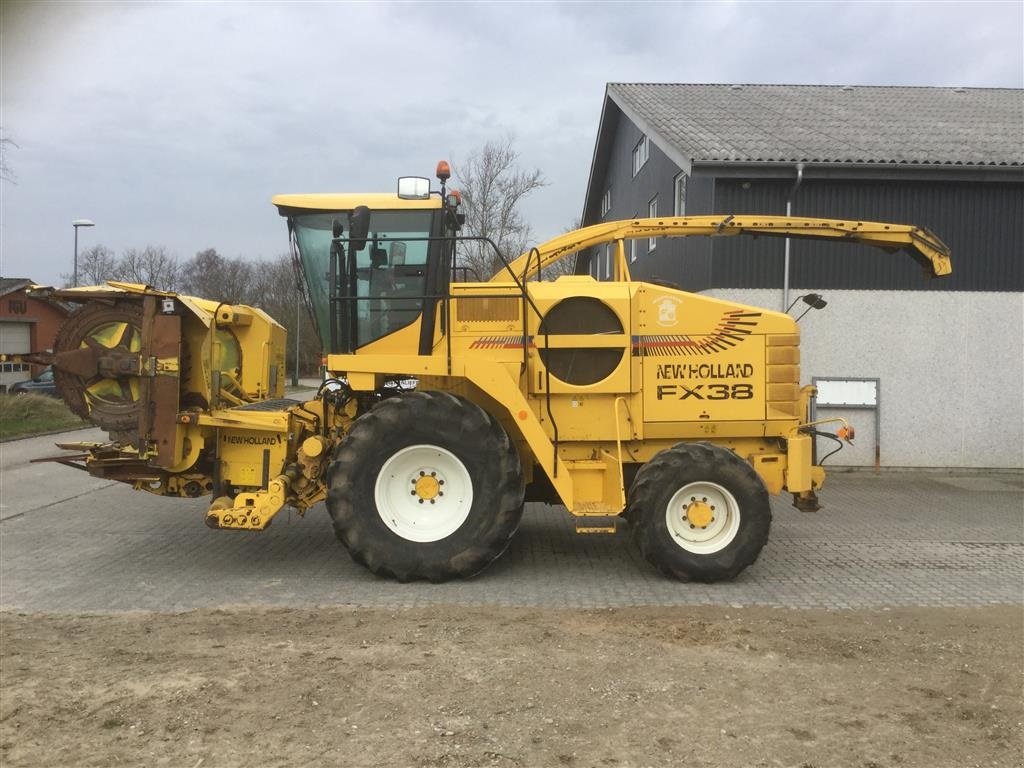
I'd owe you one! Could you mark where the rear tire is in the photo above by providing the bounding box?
[628,442,771,582]
[326,391,525,582]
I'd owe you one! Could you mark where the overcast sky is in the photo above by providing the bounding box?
[2,0,1021,287]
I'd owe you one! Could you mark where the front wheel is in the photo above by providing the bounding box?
[326,391,525,582]
[628,442,771,582]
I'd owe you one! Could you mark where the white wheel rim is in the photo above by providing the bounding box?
[665,481,741,554]
[374,444,473,542]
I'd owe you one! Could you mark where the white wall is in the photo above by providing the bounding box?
[702,289,1024,469]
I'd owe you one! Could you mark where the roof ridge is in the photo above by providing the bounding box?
[608,82,1023,92]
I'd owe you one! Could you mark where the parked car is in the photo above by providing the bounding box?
[9,367,58,397]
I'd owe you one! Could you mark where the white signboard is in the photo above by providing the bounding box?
[815,378,878,407]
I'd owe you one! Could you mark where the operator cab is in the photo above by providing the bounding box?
[273,163,463,355]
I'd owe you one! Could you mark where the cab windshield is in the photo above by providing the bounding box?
[290,210,434,351]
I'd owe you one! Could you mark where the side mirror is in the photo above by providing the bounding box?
[803,293,828,310]
[349,206,371,252]
[332,219,344,239]
[397,177,431,200]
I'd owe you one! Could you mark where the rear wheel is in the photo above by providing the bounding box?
[628,442,771,582]
[326,391,525,582]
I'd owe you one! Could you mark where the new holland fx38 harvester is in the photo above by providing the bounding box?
[15,163,951,582]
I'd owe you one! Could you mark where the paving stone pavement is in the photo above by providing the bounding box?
[1,463,1021,613]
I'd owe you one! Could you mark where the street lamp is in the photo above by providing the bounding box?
[72,219,95,287]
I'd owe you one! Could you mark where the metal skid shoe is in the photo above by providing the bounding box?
[792,490,821,513]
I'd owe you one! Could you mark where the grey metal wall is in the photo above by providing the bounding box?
[710,179,1024,292]
[583,120,714,282]
[584,112,1023,293]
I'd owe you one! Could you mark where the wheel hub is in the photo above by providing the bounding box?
[412,472,443,502]
[685,499,714,528]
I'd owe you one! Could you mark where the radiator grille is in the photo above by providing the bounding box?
[455,297,520,323]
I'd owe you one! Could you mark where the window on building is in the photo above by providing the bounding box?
[632,135,649,176]
[600,188,611,217]
[674,173,688,216]
[648,196,658,252]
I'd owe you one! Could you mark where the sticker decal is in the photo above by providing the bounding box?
[634,310,762,357]
[654,296,681,327]
[469,336,533,350]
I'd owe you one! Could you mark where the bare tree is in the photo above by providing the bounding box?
[179,248,254,303]
[117,245,180,290]
[77,245,119,285]
[250,254,321,377]
[1,129,17,184]
[453,139,546,281]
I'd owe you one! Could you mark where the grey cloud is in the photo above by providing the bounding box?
[1,1,1020,286]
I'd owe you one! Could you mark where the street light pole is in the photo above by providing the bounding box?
[71,219,95,287]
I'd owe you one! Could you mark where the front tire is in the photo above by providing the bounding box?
[628,442,771,582]
[326,391,525,582]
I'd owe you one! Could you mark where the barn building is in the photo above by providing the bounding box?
[579,84,1023,468]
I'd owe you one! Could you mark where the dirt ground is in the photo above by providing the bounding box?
[1,606,1021,768]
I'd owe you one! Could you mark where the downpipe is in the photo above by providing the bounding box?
[782,163,805,311]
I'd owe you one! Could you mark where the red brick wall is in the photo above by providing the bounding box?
[0,292,69,375]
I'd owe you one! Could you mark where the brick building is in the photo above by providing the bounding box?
[0,278,70,391]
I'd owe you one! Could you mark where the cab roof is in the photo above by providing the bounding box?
[272,192,442,215]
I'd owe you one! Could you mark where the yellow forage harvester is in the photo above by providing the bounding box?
[20,162,951,582]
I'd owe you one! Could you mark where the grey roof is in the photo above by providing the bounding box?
[0,278,32,298]
[608,84,1024,167]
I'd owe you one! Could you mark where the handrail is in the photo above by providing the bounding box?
[447,236,561,475]
[612,396,632,510]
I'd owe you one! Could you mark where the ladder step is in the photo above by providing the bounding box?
[575,516,619,534]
